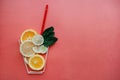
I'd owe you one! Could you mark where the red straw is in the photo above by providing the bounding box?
[40,4,48,34]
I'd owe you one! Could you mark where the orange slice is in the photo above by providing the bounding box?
[20,29,37,43]
[28,54,45,70]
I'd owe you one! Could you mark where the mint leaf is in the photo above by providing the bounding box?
[42,26,58,47]
[44,32,55,39]
[42,27,54,38]
[43,37,58,47]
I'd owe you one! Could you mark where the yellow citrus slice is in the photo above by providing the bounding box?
[32,34,44,46]
[20,29,37,43]
[29,54,45,70]
[20,40,35,57]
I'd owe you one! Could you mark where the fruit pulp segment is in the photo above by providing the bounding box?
[22,31,36,41]
[30,56,44,68]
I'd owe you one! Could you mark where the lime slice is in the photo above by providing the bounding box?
[33,45,48,54]
[20,40,35,57]
[32,34,44,46]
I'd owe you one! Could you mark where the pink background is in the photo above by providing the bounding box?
[0,0,120,80]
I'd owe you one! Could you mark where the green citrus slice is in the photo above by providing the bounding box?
[32,34,44,46]
[33,45,48,54]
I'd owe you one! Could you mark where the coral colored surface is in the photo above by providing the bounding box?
[0,0,120,80]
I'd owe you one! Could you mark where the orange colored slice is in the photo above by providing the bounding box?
[20,29,37,43]
[28,54,45,70]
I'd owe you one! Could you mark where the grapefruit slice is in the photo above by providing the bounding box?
[20,40,35,57]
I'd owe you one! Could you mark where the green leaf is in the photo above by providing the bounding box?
[42,27,54,38]
[42,26,58,47]
[43,37,58,47]
[44,32,55,39]
[47,32,55,37]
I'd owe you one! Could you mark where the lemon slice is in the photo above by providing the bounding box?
[33,45,48,54]
[20,40,35,57]
[20,29,37,43]
[29,54,45,70]
[32,34,44,46]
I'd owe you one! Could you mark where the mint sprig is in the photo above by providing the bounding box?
[42,27,58,47]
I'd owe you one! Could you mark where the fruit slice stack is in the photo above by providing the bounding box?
[19,27,58,71]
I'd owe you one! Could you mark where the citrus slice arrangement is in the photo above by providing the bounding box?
[19,27,58,74]
[20,29,37,43]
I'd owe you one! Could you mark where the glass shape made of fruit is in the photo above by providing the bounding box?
[19,27,58,74]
